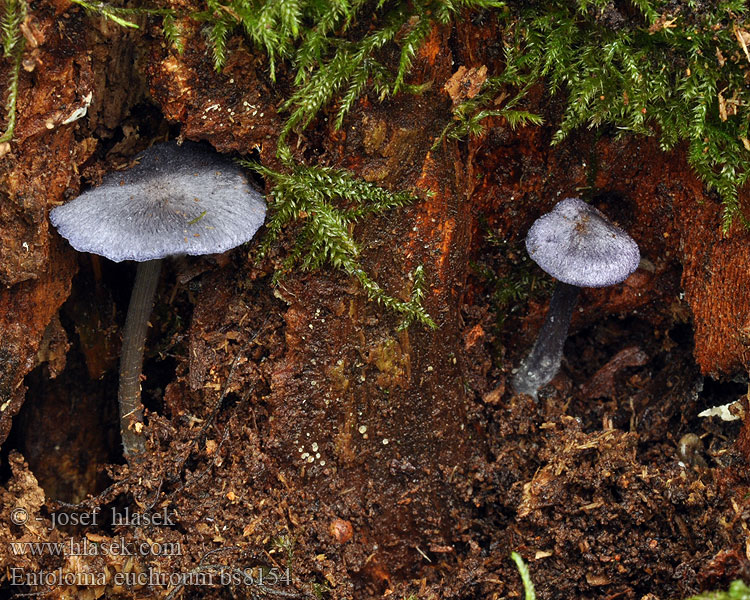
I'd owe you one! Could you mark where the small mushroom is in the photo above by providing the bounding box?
[50,141,266,460]
[512,197,640,398]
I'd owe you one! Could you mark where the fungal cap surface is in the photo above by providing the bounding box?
[50,141,266,263]
[525,197,640,288]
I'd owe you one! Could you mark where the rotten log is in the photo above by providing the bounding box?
[1,2,750,597]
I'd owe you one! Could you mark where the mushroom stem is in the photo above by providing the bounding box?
[512,282,580,399]
[118,259,162,459]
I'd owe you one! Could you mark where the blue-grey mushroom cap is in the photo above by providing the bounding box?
[525,197,640,288]
[50,141,266,262]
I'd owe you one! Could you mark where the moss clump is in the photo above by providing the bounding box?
[37,0,750,322]
[531,0,750,231]
[448,0,750,231]
[190,0,504,142]
[248,158,436,330]
[0,0,26,143]
[685,580,750,600]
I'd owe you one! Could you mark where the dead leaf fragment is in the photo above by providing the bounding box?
[444,65,488,105]
[580,346,648,399]
[648,13,678,34]
[718,89,739,122]
[586,573,611,586]
[734,24,750,64]
[482,383,505,405]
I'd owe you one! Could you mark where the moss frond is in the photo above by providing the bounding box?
[504,0,750,231]
[436,77,543,147]
[69,0,141,28]
[0,0,26,144]
[685,580,750,600]
[205,12,231,69]
[510,552,536,600]
[1,0,24,56]
[244,158,435,329]
[162,13,186,54]
[280,0,506,140]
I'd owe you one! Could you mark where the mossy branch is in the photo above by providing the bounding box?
[0,41,22,144]
[435,60,544,148]
[69,0,144,28]
[280,0,505,140]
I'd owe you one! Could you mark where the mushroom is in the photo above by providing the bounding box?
[50,141,266,460]
[511,197,640,398]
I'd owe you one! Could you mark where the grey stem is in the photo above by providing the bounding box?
[512,281,580,399]
[118,258,162,459]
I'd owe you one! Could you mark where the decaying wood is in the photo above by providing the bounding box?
[1,4,750,599]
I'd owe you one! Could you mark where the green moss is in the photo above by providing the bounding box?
[247,158,436,329]
[271,535,295,565]
[447,0,750,231]
[473,230,552,331]
[0,0,26,143]
[46,0,750,325]
[186,0,505,142]
[436,60,544,147]
[685,580,750,600]
[69,0,140,27]
[536,0,750,231]
[510,551,537,600]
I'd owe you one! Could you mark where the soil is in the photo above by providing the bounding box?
[1,3,750,600]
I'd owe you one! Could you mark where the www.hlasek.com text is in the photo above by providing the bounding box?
[11,537,181,557]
